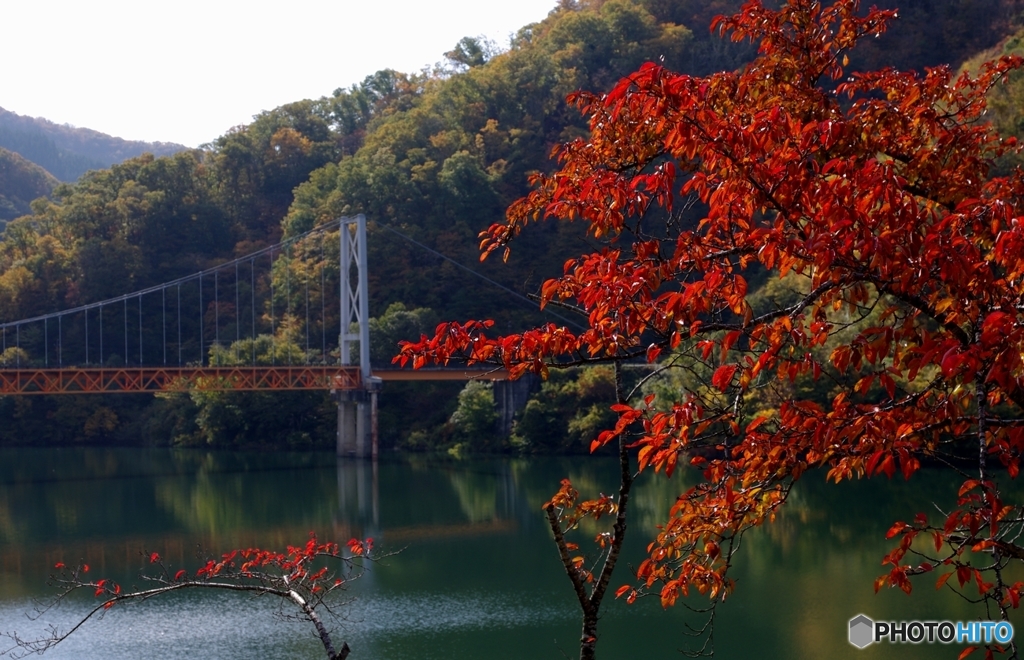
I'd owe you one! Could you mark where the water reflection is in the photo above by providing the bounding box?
[0,448,1019,659]
[336,459,379,532]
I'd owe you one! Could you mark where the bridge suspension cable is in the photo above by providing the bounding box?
[378,223,586,331]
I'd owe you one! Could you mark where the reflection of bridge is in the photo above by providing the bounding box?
[0,459,522,582]
[0,216,522,457]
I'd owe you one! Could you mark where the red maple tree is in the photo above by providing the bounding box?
[398,1,1024,657]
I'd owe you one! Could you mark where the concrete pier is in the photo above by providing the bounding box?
[334,377,381,458]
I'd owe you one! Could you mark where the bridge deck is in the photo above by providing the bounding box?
[0,366,362,395]
[0,366,508,394]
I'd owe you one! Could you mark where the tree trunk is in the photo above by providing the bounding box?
[580,605,599,660]
[287,587,349,660]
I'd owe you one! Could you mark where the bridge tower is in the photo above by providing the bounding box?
[333,215,381,458]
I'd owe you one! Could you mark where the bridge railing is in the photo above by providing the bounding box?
[0,366,363,395]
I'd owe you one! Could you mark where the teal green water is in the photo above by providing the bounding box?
[0,448,1017,659]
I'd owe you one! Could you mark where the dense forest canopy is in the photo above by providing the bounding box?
[0,0,1021,450]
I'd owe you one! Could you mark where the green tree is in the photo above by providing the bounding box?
[513,366,619,453]
[449,380,500,451]
[177,334,335,448]
[444,36,495,72]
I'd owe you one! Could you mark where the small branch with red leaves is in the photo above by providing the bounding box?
[1,533,382,660]
[542,361,634,660]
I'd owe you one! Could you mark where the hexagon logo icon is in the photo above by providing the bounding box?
[849,614,875,649]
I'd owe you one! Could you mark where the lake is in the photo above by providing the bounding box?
[0,447,1015,659]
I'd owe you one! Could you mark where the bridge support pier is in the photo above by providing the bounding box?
[334,377,382,458]
[493,374,538,437]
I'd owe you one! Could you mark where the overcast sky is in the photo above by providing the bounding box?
[1,0,558,147]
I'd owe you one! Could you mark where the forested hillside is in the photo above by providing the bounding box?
[0,0,1020,451]
[0,107,185,182]
[0,148,56,226]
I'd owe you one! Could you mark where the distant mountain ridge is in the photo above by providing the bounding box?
[0,107,186,182]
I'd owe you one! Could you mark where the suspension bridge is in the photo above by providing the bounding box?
[0,215,518,456]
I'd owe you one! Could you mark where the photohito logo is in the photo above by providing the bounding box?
[848,614,1014,649]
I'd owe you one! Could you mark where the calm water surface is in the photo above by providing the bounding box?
[0,447,1017,659]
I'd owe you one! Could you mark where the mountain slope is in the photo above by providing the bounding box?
[0,0,1020,448]
[0,146,57,225]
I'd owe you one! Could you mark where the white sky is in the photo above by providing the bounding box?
[0,0,558,148]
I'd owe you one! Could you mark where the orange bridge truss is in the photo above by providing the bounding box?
[0,365,513,395]
[0,366,363,395]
